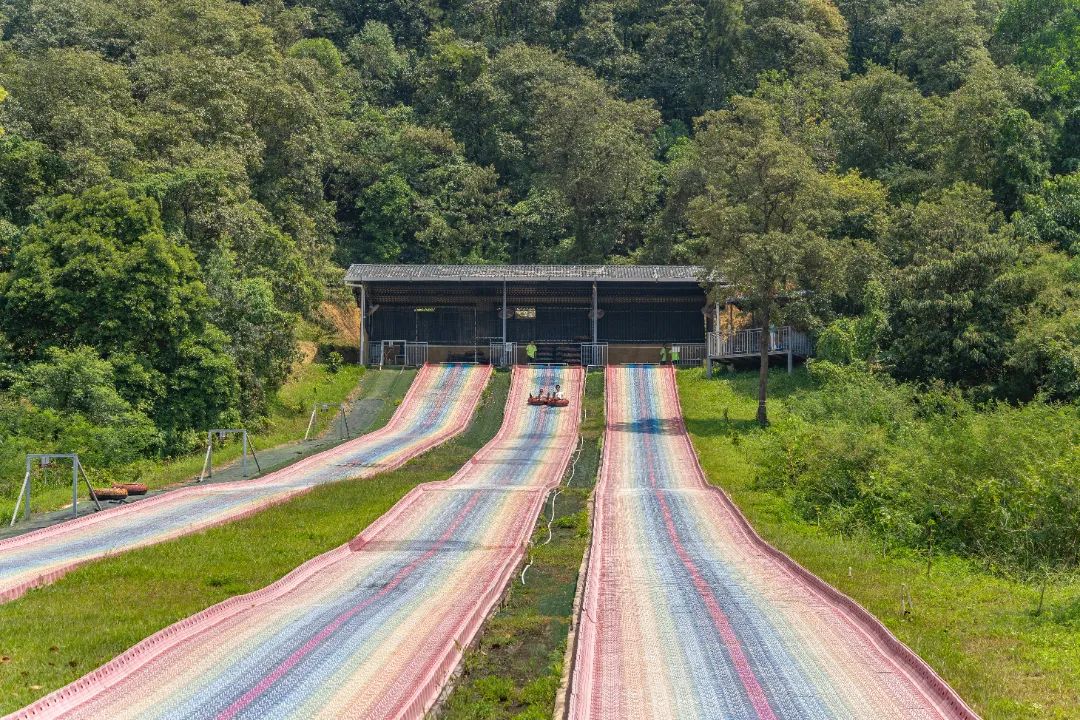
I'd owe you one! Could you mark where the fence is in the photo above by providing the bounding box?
[580,343,609,367]
[707,326,812,359]
[369,341,430,367]
[672,343,706,367]
[489,342,516,368]
[405,342,429,367]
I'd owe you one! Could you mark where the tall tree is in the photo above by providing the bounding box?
[689,97,844,425]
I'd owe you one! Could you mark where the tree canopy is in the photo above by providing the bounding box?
[0,0,1078,449]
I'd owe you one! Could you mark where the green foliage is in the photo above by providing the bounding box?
[884,183,1029,391]
[688,93,848,422]
[892,0,989,94]
[0,186,238,442]
[15,346,136,424]
[0,0,1077,465]
[327,351,344,373]
[816,280,888,364]
[756,363,1080,573]
[1016,170,1080,253]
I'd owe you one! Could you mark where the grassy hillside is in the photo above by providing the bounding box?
[677,368,1080,719]
[1,361,366,519]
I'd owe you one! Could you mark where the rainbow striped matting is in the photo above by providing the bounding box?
[567,365,979,720]
[0,364,491,605]
[10,365,582,720]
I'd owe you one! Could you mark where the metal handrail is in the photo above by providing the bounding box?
[580,343,609,367]
[707,327,812,359]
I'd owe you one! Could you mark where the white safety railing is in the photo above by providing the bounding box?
[405,342,429,367]
[580,343,609,367]
[489,342,516,367]
[671,343,706,367]
[707,326,812,359]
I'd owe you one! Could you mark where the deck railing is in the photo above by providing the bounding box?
[707,327,812,359]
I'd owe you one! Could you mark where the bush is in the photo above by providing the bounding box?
[757,363,1080,572]
[326,351,343,374]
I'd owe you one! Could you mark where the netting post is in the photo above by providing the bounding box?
[591,281,598,345]
[359,283,367,367]
[71,457,79,519]
[197,439,212,483]
[24,456,31,522]
[80,462,102,512]
[304,403,318,441]
[9,468,30,524]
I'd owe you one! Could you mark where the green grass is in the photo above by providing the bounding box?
[3,362,368,517]
[677,368,1080,720]
[440,371,604,720]
[0,370,510,715]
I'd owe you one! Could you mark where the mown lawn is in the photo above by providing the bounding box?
[677,368,1080,720]
[0,371,510,715]
[3,362,367,517]
[439,371,604,720]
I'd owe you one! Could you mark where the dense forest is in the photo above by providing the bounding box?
[0,0,1077,457]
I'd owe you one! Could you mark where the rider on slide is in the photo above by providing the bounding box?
[529,384,567,406]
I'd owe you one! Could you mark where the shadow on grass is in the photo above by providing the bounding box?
[717,368,817,403]
[683,416,762,438]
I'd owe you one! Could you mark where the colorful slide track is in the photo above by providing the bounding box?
[568,365,979,720]
[0,363,491,605]
[9,365,582,720]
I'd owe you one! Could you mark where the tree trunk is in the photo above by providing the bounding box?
[757,305,770,427]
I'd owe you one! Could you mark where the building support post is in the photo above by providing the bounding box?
[706,357,713,379]
[359,283,367,367]
[502,279,508,346]
[591,281,598,345]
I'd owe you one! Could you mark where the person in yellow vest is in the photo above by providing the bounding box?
[671,345,680,365]
[659,345,668,364]
[526,341,538,362]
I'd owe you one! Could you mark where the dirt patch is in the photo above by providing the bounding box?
[319,301,359,344]
[296,341,318,365]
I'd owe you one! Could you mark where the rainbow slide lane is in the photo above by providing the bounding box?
[10,365,582,720]
[568,365,979,720]
[0,364,491,605]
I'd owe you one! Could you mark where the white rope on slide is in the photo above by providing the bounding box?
[524,368,592,584]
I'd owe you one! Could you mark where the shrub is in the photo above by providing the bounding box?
[327,351,343,374]
[757,364,1080,571]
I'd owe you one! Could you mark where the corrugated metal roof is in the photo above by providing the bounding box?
[344,264,711,284]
